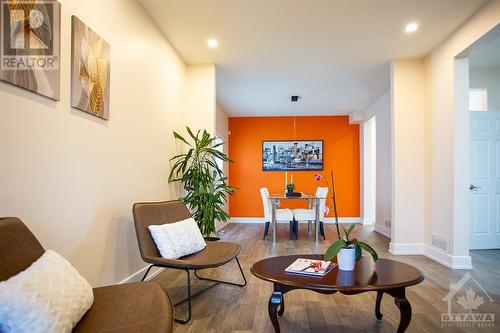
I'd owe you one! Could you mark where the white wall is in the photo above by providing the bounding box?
[364,91,392,237]
[215,102,229,182]
[215,102,229,228]
[470,66,500,111]
[390,58,426,249]
[183,64,216,136]
[387,1,500,268]
[216,103,229,156]
[425,0,500,263]
[0,0,189,286]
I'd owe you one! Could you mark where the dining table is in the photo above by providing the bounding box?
[268,193,326,243]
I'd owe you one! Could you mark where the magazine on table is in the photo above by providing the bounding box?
[284,258,336,277]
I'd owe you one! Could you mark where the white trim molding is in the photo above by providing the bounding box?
[389,242,425,255]
[424,245,473,270]
[362,217,375,226]
[389,242,473,270]
[229,217,362,224]
[374,224,391,238]
[120,265,164,284]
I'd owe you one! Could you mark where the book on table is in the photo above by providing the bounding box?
[284,258,336,277]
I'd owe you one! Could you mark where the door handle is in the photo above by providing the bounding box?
[469,185,482,191]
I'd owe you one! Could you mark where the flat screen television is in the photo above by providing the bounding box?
[262,140,323,171]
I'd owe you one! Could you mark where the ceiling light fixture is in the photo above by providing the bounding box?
[207,38,218,48]
[405,22,418,33]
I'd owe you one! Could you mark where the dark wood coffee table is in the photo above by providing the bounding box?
[250,254,424,333]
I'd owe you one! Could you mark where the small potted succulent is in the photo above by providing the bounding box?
[315,171,378,270]
[285,183,295,196]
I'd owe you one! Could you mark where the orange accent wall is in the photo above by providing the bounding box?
[228,116,360,217]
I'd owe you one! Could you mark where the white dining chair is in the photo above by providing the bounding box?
[293,187,328,239]
[260,187,294,240]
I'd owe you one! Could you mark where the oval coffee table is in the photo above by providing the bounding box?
[250,254,424,333]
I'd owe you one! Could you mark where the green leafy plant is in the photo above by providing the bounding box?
[286,183,295,193]
[168,127,235,236]
[324,223,378,262]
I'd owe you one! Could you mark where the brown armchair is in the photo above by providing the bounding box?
[133,200,247,324]
[0,217,174,333]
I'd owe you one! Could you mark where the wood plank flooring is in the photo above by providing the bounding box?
[152,223,500,332]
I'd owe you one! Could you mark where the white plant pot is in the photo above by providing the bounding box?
[337,248,356,271]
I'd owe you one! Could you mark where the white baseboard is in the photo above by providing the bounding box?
[215,221,229,232]
[229,217,361,224]
[424,245,473,269]
[450,256,473,270]
[423,245,452,267]
[120,265,164,284]
[389,242,425,255]
[389,242,473,270]
[323,217,361,224]
[374,224,391,238]
[363,217,375,225]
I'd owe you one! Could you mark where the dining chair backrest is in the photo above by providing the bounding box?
[260,187,271,220]
[315,187,329,220]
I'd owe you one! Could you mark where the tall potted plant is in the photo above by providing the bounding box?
[168,127,235,237]
[315,171,378,270]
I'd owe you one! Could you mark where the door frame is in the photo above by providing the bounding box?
[362,115,377,226]
[452,57,471,262]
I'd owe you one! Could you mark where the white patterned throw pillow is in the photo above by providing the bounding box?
[0,250,94,333]
[148,217,207,259]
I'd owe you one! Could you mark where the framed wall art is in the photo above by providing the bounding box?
[262,140,323,171]
[71,16,110,120]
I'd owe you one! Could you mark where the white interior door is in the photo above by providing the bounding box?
[470,110,500,249]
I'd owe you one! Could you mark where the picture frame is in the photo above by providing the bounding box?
[70,16,110,120]
[0,0,61,100]
[262,140,324,171]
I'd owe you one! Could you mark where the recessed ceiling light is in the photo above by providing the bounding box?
[405,22,418,33]
[207,38,218,48]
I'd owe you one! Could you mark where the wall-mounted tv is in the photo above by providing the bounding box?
[262,140,323,171]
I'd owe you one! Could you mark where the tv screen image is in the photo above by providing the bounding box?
[262,140,323,171]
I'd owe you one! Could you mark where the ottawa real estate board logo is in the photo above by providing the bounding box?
[441,272,495,328]
[1,0,58,70]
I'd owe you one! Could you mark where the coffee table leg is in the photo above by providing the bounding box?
[375,291,383,320]
[268,291,283,333]
[393,288,412,333]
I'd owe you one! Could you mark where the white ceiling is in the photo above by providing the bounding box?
[139,0,487,116]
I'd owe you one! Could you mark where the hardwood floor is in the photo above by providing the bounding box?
[152,223,500,332]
